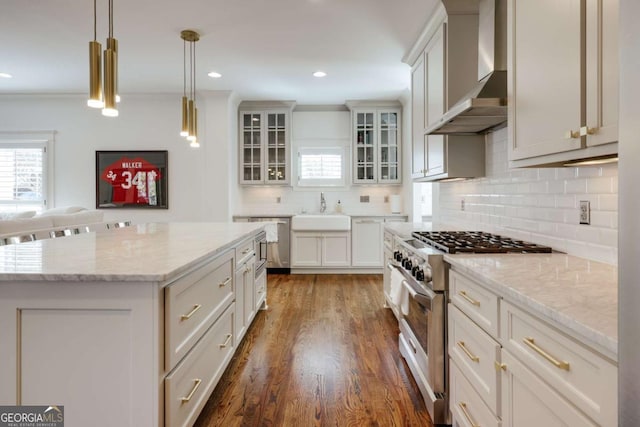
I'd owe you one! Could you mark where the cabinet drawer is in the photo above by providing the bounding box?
[165,303,235,427]
[235,237,255,267]
[450,270,500,337]
[500,300,617,426]
[449,304,501,416]
[165,249,234,370]
[450,360,501,427]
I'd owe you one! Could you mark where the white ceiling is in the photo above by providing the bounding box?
[0,0,439,104]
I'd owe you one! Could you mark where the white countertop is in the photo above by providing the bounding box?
[0,222,265,283]
[445,253,618,360]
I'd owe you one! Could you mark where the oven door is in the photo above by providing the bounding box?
[398,276,448,424]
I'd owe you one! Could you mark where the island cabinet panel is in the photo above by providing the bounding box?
[0,281,160,427]
[165,302,235,427]
[165,248,235,371]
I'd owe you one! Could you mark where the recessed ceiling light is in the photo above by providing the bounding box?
[313,71,327,78]
[0,73,12,79]
[208,71,222,78]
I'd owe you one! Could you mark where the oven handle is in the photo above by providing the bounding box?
[401,279,434,310]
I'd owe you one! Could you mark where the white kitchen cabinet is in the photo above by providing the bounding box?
[410,12,486,181]
[234,246,255,343]
[239,102,294,185]
[508,0,618,166]
[351,217,384,267]
[448,267,617,427]
[349,105,402,185]
[255,267,267,311]
[500,350,597,427]
[411,52,426,179]
[291,231,350,267]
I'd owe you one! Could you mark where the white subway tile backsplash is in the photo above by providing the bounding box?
[438,127,618,264]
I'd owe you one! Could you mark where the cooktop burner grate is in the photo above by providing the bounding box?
[412,231,553,254]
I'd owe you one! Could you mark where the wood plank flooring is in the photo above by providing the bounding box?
[195,274,433,427]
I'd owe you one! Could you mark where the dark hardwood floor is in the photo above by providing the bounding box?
[194,274,433,427]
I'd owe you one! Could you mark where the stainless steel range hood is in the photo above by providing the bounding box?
[428,0,507,135]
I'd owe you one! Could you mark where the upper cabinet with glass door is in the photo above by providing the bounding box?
[350,104,402,185]
[239,101,294,185]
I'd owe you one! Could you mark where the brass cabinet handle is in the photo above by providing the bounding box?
[180,304,202,321]
[458,402,479,427]
[219,333,232,349]
[219,277,231,288]
[180,378,202,404]
[580,126,598,136]
[564,130,580,139]
[458,290,480,306]
[244,265,252,274]
[241,248,251,255]
[457,341,480,362]
[523,337,570,371]
[494,361,507,371]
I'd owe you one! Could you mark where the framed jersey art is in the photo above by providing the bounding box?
[96,150,168,209]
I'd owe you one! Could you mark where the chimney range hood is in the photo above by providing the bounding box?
[427,0,507,135]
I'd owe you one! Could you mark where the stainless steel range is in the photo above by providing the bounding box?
[390,231,551,426]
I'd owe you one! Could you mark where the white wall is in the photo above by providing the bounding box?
[435,127,618,264]
[0,92,235,223]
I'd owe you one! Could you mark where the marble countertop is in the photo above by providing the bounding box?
[445,253,618,360]
[0,222,265,283]
[383,221,618,359]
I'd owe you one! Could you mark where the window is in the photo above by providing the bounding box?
[0,133,52,214]
[297,147,345,187]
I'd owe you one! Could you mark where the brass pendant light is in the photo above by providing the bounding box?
[87,0,103,108]
[102,0,118,117]
[87,0,119,116]
[180,30,200,147]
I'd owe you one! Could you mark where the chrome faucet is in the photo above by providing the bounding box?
[320,192,327,213]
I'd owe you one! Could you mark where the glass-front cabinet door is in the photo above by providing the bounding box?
[378,110,401,184]
[239,109,290,185]
[353,111,376,183]
[266,112,287,183]
[240,112,262,183]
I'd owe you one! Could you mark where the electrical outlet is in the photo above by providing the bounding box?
[461,199,465,211]
[276,197,281,203]
[360,195,370,203]
[384,196,389,203]
[579,200,590,224]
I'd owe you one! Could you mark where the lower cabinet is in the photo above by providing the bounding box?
[351,218,384,267]
[255,267,267,310]
[235,249,256,343]
[164,303,235,427]
[291,231,351,267]
[500,350,597,427]
[448,268,617,427]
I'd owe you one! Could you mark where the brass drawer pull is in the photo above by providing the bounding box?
[523,337,570,371]
[241,248,251,255]
[495,361,507,371]
[180,378,202,404]
[180,304,202,321]
[457,341,480,362]
[219,333,232,349]
[458,402,479,427]
[580,126,598,136]
[458,290,480,306]
[219,277,231,288]
[564,129,580,139]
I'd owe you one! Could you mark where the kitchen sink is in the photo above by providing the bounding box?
[291,214,351,231]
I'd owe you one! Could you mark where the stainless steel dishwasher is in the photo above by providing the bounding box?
[233,216,290,273]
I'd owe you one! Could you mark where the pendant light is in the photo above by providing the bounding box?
[87,0,103,108]
[180,30,200,147]
[102,0,118,117]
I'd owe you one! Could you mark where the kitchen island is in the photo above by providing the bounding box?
[0,222,266,427]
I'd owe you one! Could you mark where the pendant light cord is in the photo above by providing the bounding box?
[108,0,113,38]
[193,38,196,101]
[93,0,97,41]
[183,39,186,97]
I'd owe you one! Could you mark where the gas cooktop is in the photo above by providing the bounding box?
[412,231,553,254]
